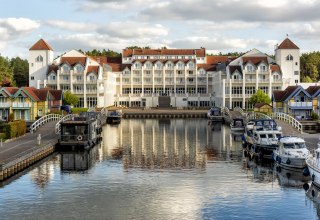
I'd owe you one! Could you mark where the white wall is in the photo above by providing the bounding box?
[275,48,300,85]
[29,50,53,88]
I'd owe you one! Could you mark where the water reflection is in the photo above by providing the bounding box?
[276,167,310,187]
[60,145,100,172]
[243,157,276,183]
[102,119,243,170]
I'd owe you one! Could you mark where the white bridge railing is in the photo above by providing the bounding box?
[55,114,78,134]
[30,114,62,133]
[270,112,303,133]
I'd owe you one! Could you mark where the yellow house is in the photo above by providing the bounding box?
[4,87,63,121]
[254,103,273,114]
[272,86,316,120]
[0,87,19,121]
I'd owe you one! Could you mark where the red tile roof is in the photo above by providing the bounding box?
[123,48,133,57]
[242,57,269,66]
[60,57,87,66]
[270,64,281,73]
[22,87,40,101]
[4,87,19,95]
[273,86,300,102]
[29,39,53,51]
[47,89,62,101]
[197,64,216,71]
[87,66,99,74]
[47,65,59,74]
[306,86,320,96]
[34,89,49,101]
[278,38,299,49]
[195,48,205,57]
[206,56,233,65]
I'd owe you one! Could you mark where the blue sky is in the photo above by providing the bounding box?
[1,0,320,58]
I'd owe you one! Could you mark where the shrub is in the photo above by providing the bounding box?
[0,133,6,140]
[8,113,14,122]
[311,111,319,120]
[3,120,26,139]
[71,108,88,114]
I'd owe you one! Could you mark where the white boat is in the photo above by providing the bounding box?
[273,136,310,169]
[243,119,282,160]
[230,118,245,132]
[306,142,320,187]
[207,107,223,121]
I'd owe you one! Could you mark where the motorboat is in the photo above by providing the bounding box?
[230,118,245,132]
[273,136,310,169]
[243,119,282,160]
[306,142,320,187]
[107,110,122,124]
[207,107,223,121]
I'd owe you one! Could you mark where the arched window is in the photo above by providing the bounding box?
[62,65,70,73]
[75,65,83,73]
[35,55,43,62]
[286,54,293,61]
[188,62,194,68]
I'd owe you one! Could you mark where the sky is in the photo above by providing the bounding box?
[0,0,320,58]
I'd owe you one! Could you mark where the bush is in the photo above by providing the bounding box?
[0,133,6,140]
[71,108,88,114]
[3,120,27,139]
[311,111,319,120]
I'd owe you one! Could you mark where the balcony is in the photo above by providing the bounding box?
[59,79,70,84]
[230,79,243,83]
[47,80,57,84]
[0,102,10,108]
[73,90,84,94]
[86,90,97,94]
[289,102,313,109]
[87,80,97,84]
[12,102,31,108]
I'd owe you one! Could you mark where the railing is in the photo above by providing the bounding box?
[233,107,245,117]
[270,112,303,133]
[30,114,62,133]
[12,102,31,108]
[55,114,78,134]
[289,102,312,108]
[0,102,10,108]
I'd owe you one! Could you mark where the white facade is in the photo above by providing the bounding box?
[28,49,54,89]
[28,37,301,109]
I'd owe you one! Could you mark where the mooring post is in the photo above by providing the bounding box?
[37,134,41,146]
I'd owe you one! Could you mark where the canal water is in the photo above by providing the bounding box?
[0,119,319,219]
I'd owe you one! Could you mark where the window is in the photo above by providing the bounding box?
[87,97,97,108]
[76,76,82,81]
[62,65,70,73]
[260,65,267,71]
[166,62,173,68]
[199,69,205,75]
[31,76,34,80]
[145,70,151,75]
[123,70,130,75]
[145,62,152,68]
[247,65,254,72]
[295,80,299,83]
[156,63,162,69]
[295,62,298,66]
[294,71,299,75]
[122,88,131,94]
[188,62,194,68]
[62,76,69,81]
[49,74,56,81]
[232,72,241,79]
[36,55,43,62]
[75,65,83,73]
[134,62,141,68]
[286,54,293,61]
[177,62,184,69]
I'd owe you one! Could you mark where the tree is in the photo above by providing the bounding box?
[0,55,15,86]
[10,57,29,87]
[302,76,313,83]
[249,89,271,106]
[63,91,79,106]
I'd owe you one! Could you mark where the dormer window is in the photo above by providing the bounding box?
[36,55,43,62]
[177,62,184,68]
[134,62,141,68]
[75,65,83,73]
[166,62,173,68]
[62,65,70,73]
[145,62,152,68]
[232,72,242,79]
[260,65,267,71]
[188,62,194,68]
[286,54,293,61]
[247,65,254,72]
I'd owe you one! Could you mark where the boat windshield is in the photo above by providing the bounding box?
[283,142,306,149]
[267,134,273,138]
[260,134,267,138]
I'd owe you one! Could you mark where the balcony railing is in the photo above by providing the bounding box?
[0,102,10,108]
[86,90,97,94]
[12,102,31,108]
[87,80,97,84]
[289,102,313,108]
[47,80,57,84]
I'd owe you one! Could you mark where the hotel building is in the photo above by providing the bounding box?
[28,37,300,109]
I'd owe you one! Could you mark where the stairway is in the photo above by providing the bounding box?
[158,96,171,108]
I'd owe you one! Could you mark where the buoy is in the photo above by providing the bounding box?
[303,167,310,176]
[312,174,315,181]
[286,158,291,165]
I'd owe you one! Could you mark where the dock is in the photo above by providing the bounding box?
[122,109,207,118]
[0,121,58,181]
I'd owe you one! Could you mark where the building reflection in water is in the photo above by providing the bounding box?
[102,119,243,170]
[306,184,320,218]
[60,145,100,172]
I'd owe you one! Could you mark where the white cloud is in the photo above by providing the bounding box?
[0,17,40,41]
[45,20,97,32]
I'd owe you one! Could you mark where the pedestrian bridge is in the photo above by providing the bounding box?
[223,107,303,133]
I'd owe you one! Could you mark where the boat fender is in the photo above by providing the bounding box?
[278,157,281,164]
[303,183,310,191]
[303,167,310,177]
[77,135,83,141]
[312,174,315,182]
[312,189,315,197]
[286,158,291,165]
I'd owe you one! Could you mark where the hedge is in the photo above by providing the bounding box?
[3,120,27,139]
[71,108,88,114]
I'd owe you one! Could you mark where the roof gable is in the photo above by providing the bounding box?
[278,38,299,50]
[306,86,320,97]
[29,39,53,51]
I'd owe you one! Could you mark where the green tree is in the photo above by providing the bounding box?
[302,76,313,83]
[63,91,79,106]
[249,89,271,106]
[0,55,15,86]
[10,57,29,87]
